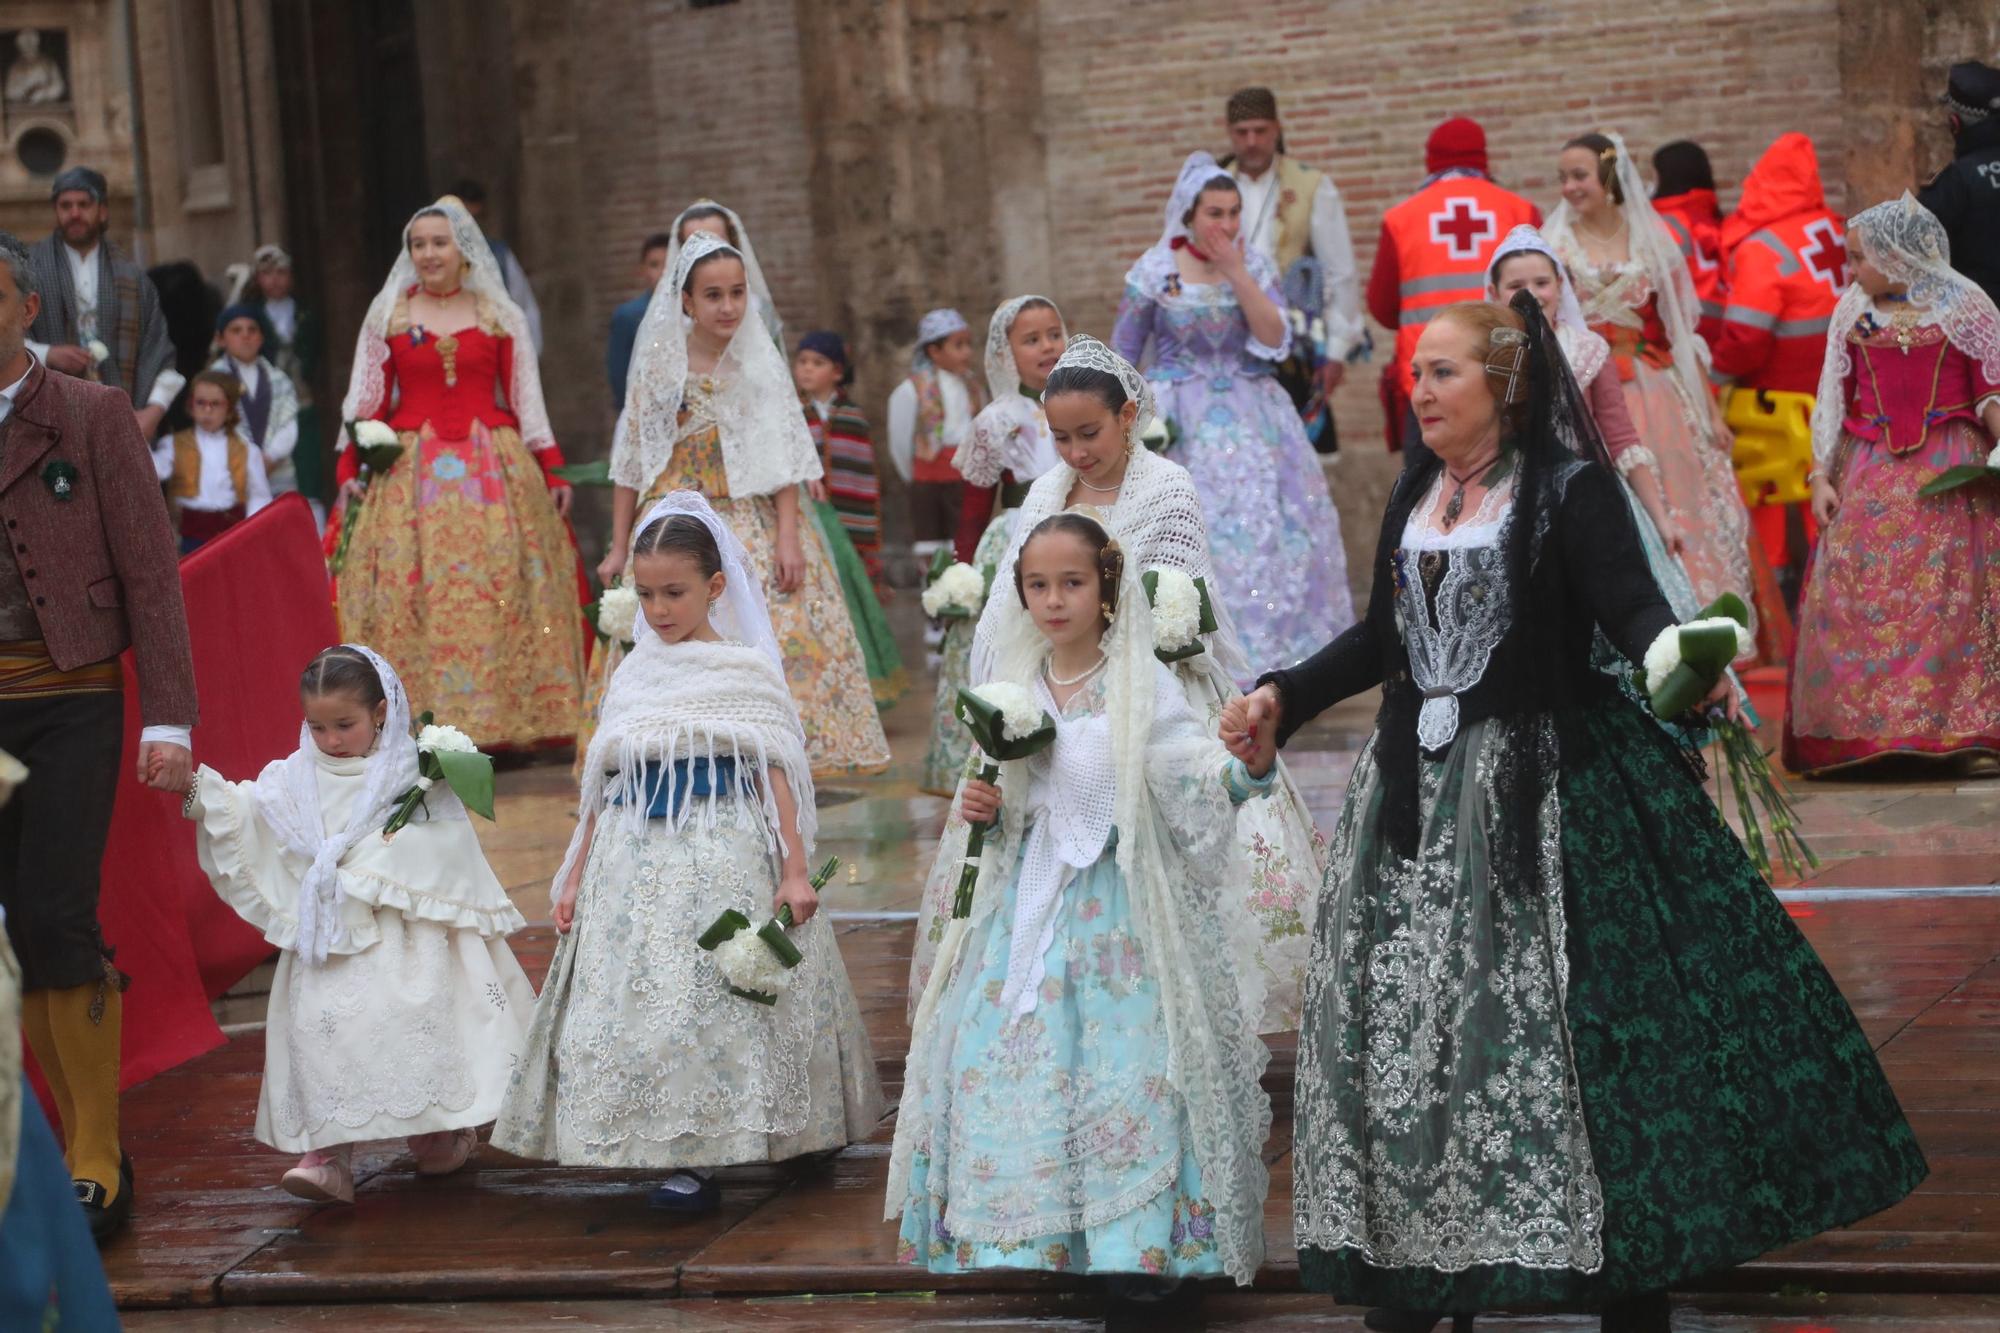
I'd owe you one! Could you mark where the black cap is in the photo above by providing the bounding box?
[1943,60,2000,122]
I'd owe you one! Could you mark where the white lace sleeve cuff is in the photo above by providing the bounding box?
[1612,445,1657,478]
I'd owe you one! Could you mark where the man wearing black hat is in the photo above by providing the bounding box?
[1919,61,2000,309]
[23,167,182,438]
[1220,87,1363,449]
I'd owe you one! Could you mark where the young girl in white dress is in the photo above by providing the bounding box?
[184,645,534,1203]
[495,492,883,1212]
[891,510,1274,1303]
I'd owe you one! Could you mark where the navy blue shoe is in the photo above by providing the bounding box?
[647,1171,720,1214]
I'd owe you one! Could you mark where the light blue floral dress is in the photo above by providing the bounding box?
[896,670,1270,1278]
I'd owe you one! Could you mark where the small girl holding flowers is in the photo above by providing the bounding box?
[183,645,533,1203]
[494,492,881,1213]
[891,509,1274,1302]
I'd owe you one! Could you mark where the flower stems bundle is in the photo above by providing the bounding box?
[951,684,1057,918]
[697,857,840,1004]
[384,713,495,835]
[1143,569,1216,663]
[329,421,407,576]
[1642,593,1817,881]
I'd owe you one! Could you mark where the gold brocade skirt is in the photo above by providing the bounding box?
[336,420,583,749]
[577,425,889,776]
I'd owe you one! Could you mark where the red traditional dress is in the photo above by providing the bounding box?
[334,298,584,748]
[1785,321,2000,772]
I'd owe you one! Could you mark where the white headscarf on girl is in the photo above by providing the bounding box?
[1125,151,1280,300]
[338,197,555,453]
[663,200,785,349]
[982,295,1066,401]
[551,492,815,906]
[250,646,461,965]
[1811,193,2000,467]
[1485,223,1612,387]
[614,231,822,497]
[1545,130,1715,436]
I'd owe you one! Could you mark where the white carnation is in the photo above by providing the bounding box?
[0,747,26,802]
[597,586,640,643]
[973,681,1042,740]
[86,338,110,365]
[1149,568,1202,652]
[713,929,791,998]
[353,420,400,448]
[1642,625,1681,696]
[921,562,987,618]
[417,722,478,755]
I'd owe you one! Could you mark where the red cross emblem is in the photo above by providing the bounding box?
[1800,217,1847,293]
[1430,197,1498,261]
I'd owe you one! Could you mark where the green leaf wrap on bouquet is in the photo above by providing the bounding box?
[1648,592,1750,720]
[698,908,753,952]
[551,458,612,487]
[1916,462,1998,499]
[433,748,495,821]
[329,430,407,576]
[951,688,1057,918]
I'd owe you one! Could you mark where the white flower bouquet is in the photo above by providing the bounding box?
[1641,592,1815,880]
[922,560,989,620]
[1143,568,1217,663]
[330,420,408,575]
[586,584,640,648]
[0,748,26,808]
[697,857,838,1004]
[86,338,110,367]
[384,713,495,835]
[1138,416,1176,453]
[951,682,1057,917]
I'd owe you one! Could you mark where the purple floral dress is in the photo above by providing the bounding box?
[1113,251,1354,675]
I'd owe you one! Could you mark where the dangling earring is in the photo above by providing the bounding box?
[1101,597,1117,624]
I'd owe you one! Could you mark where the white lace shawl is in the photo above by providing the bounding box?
[338,197,555,452]
[550,633,815,907]
[970,446,1246,685]
[955,394,1060,491]
[1545,132,1715,438]
[1811,192,2000,465]
[613,232,822,497]
[889,567,1271,1285]
[249,645,463,965]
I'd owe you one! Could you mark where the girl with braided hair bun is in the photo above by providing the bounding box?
[1230,292,1923,1333]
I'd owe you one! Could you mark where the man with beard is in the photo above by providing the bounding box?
[23,167,182,439]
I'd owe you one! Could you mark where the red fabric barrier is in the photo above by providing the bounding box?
[32,495,337,1099]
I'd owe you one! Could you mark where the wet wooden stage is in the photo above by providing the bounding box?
[109,672,2000,1329]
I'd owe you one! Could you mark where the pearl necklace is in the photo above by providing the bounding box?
[1045,653,1107,688]
[1075,468,1125,494]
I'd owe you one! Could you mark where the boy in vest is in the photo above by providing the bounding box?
[1222,86,1364,448]
[209,303,300,497]
[1366,117,1540,450]
[151,370,271,553]
[887,308,982,566]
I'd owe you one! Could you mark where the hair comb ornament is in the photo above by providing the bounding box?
[1485,327,1531,405]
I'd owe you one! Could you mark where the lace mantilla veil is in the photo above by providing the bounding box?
[1126,150,1283,301]
[983,295,1066,401]
[338,197,555,452]
[889,540,1271,1285]
[1811,193,2000,465]
[250,645,455,965]
[663,199,785,350]
[628,491,784,673]
[1545,131,1715,437]
[614,231,821,497]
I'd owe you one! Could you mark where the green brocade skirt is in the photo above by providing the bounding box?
[1295,698,1925,1311]
[811,499,904,708]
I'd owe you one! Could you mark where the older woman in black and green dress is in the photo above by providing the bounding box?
[1224,293,1924,1333]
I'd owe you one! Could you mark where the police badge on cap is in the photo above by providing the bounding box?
[1942,61,2000,122]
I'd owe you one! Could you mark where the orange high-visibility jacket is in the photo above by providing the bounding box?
[1712,135,1846,396]
[1655,187,1728,348]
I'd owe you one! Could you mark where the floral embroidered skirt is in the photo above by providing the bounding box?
[492,804,883,1168]
[336,421,584,749]
[258,908,535,1154]
[1784,420,2000,774]
[896,848,1227,1280]
[812,498,905,708]
[1295,702,1925,1311]
[1156,371,1353,679]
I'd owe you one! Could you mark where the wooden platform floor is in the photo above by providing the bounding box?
[107,642,2000,1324]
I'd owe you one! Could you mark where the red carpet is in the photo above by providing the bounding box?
[31,495,337,1104]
